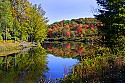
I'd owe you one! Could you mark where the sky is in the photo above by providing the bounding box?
[29,0,98,24]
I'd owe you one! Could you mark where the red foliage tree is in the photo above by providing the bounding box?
[48,29,53,37]
[66,32,70,37]
[77,27,83,34]
[78,47,83,53]
[66,43,70,49]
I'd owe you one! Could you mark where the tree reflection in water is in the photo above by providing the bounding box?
[1,42,125,83]
[0,47,48,83]
[42,42,125,83]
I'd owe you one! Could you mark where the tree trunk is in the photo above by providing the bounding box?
[5,25,7,41]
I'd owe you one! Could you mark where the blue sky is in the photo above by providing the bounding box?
[29,0,98,24]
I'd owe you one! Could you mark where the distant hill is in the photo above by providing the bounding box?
[47,18,102,41]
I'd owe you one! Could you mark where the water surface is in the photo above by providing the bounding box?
[0,45,78,82]
[45,54,78,81]
[0,42,125,83]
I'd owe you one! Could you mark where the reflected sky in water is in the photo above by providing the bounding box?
[45,54,79,81]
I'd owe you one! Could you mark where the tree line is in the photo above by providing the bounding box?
[0,0,48,42]
[47,18,102,41]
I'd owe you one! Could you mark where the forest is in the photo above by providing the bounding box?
[47,18,102,42]
[0,0,125,83]
[0,0,48,43]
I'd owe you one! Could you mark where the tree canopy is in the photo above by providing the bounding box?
[47,18,101,41]
[0,0,48,42]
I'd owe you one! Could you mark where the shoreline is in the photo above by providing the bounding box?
[0,40,36,56]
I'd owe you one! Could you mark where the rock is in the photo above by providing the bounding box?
[20,41,29,47]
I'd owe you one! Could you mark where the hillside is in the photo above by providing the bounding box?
[47,18,102,41]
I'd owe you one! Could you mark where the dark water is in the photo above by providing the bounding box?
[0,42,125,83]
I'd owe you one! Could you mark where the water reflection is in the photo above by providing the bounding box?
[45,54,78,82]
[0,47,48,83]
[1,42,125,83]
[42,42,88,59]
[0,45,79,83]
[42,42,125,83]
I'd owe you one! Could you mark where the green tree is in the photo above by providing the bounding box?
[23,4,48,43]
[9,0,48,42]
[0,0,13,41]
[10,0,31,41]
[0,0,48,42]
[95,0,125,51]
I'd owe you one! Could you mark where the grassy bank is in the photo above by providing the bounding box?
[0,40,35,56]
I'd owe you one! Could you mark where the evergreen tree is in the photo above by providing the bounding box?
[95,0,125,52]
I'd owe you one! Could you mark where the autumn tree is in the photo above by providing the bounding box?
[10,0,31,41]
[0,0,48,42]
[23,4,48,42]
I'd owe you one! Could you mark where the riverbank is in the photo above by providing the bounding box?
[0,40,36,56]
